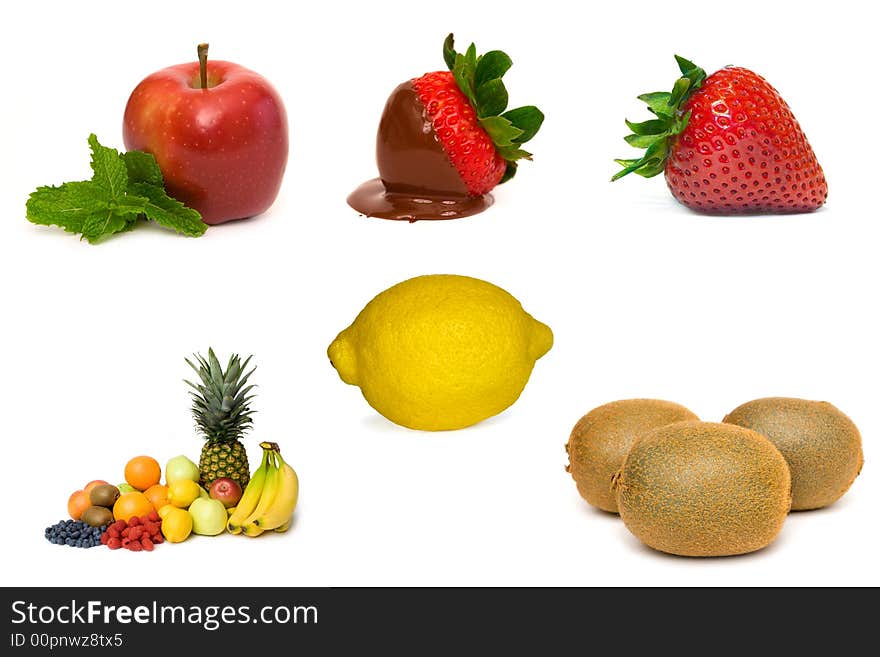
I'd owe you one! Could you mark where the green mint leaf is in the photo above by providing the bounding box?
[130,182,206,237]
[87,134,129,200]
[475,50,512,87]
[502,106,544,144]
[478,115,524,149]
[26,134,206,242]
[122,150,164,187]
[443,33,457,71]
[26,181,110,236]
[81,198,146,244]
[475,78,509,118]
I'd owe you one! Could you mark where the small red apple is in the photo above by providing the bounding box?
[123,44,288,225]
[208,477,243,508]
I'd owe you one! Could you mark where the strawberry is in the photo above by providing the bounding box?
[613,56,827,214]
[413,35,544,196]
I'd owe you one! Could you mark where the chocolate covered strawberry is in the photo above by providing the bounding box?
[348,34,544,221]
[613,56,827,214]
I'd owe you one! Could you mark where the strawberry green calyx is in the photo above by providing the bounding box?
[443,34,544,183]
[612,55,707,181]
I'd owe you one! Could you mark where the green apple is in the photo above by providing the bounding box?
[188,498,227,536]
[166,455,199,484]
[117,483,137,494]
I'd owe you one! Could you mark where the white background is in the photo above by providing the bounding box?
[1,0,876,587]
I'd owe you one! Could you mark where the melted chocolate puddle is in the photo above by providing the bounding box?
[347,81,493,221]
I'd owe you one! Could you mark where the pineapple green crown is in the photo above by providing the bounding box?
[443,34,544,183]
[612,55,708,181]
[185,348,256,444]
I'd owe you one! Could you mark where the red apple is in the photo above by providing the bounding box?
[123,44,288,225]
[208,477,243,508]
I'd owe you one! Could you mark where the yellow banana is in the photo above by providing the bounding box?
[253,452,299,532]
[273,517,292,533]
[227,450,269,534]
[241,450,282,537]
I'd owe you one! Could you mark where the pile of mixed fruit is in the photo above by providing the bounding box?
[45,349,298,552]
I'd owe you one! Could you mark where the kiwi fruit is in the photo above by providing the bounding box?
[615,421,791,557]
[566,399,699,513]
[723,398,863,510]
[81,505,114,528]
[89,484,120,508]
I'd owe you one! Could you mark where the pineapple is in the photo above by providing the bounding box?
[185,348,256,489]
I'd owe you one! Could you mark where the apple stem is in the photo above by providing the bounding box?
[198,43,209,89]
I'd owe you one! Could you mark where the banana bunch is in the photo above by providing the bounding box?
[228,442,299,537]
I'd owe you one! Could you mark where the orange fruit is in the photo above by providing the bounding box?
[113,491,154,522]
[67,490,90,520]
[144,484,170,510]
[83,480,109,496]
[124,456,161,491]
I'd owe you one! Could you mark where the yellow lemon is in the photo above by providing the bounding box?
[167,479,201,508]
[161,507,193,543]
[157,504,176,520]
[328,274,553,431]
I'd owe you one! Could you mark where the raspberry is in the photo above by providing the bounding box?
[107,538,122,550]
[141,537,154,551]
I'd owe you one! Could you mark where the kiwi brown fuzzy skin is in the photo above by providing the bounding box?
[723,398,863,511]
[615,421,792,557]
[565,399,699,513]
